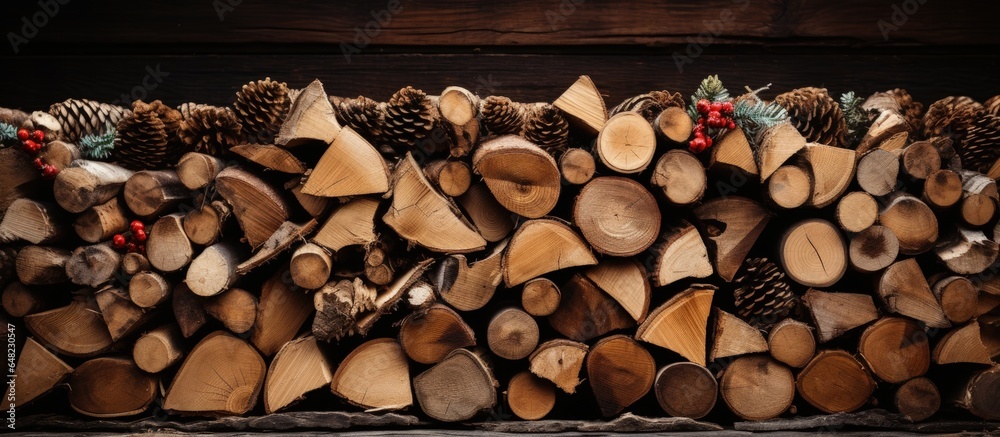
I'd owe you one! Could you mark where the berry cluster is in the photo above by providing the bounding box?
[690,99,736,154]
[112,220,149,254]
[16,128,59,179]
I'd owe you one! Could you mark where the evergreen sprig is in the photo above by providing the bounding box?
[732,97,789,146]
[840,91,876,148]
[79,125,117,160]
[688,75,730,119]
[0,122,16,147]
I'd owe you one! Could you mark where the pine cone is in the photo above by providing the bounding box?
[177,102,208,119]
[48,99,131,143]
[384,86,435,150]
[481,96,525,135]
[335,96,384,145]
[983,95,1000,117]
[650,90,686,109]
[522,104,569,155]
[179,106,243,157]
[0,247,16,288]
[732,257,798,329]
[923,96,982,138]
[774,87,848,147]
[609,94,662,122]
[887,88,924,134]
[114,100,181,170]
[959,113,1000,173]
[234,77,290,144]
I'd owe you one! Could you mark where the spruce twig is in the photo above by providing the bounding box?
[731,85,788,147]
[0,122,16,146]
[840,92,877,148]
[78,124,117,160]
[688,75,730,119]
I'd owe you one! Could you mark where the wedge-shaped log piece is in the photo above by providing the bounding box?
[312,196,379,252]
[473,135,561,218]
[0,199,66,244]
[587,335,655,417]
[802,143,857,208]
[553,75,607,135]
[796,350,876,414]
[276,78,341,147]
[25,295,113,357]
[164,331,265,416]
[802,289,879,343]
[649,220,712,287]
[432,240,506,312]
[414,348,497,422]
[303,127,390,197]
[264,336,333,414]
[330,338,412,411]
[636,286,714,366]
[231,144,307,174]
[935,227,998,275]
[507,371,556,421]
[879,259,950,328]
[583,258,651,323]
[456,183,515,243]
[216,166,290,249]
[68,357,157,418]
[3,338,72,408]
[933,321,995,365]
[756,122,806,181]
[503,218,597,287]
[693,196,771,282]
[173,283,207,339]
[549,273,635,342]
[710,128,758,177]
[16,245,69,285]
[147,213,193,273]
[529,339,588,394]
[858,317,930,383]
[711,309,768,361]
[251,269,314,356]
[399,303,476,364]
[95,285,152,341]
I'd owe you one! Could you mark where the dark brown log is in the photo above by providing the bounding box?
[2,282,47,317]
[902,141,941,180]
[932,276,979,324]
[796,350,876,413]
[68,357,158,418]
[413,348,497,422]
[935,227,999,275]
[923,169,963,210]
[858,317,930,383]
[128,270,171,308]
[399,303,476,364]
[654,362,717,419]
[587,335,655,417]
[953,366,1000,420]
[95,285,152,341]
[895,377,940,422]
[548,273,634,342]
[123,170,190,217]
[3,337,72,408]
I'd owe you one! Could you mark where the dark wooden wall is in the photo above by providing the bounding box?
[1,0,998,110]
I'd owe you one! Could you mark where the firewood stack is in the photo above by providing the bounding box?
[1,74,999,427]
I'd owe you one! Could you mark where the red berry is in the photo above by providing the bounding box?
[710,102,723,112]
[16,129,30,141]
[708,110,722,120]
[728,121,737,130]
[31,130,44,142]
[113,234,126,248]
[41,165,59,179]
[705,137,714,147]
[696,99,710,114]
[134,229,147,242]
[130,220,145,233]
[127,242,137,253]
[690,137,706,150]
[722,101,734,113]
[32,158,44,170]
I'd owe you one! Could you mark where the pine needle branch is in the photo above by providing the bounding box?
[79,124,117,160]
[688,75,731,119]
[0,122,16,147]
[732,98,788,147]
[840,92,877,148]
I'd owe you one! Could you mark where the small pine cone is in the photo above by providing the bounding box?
[234,77,290,144]
[983,95,1000,117]
[650,90,686,109]
[0,247,16,288]
[732,257,798,329]
[177,102,208,119]
[959,113,1000,173]
[48,99,131,143]
[522,104,569,155]
[481,96,525,135]
[335,96,384,145]
[179,106,243,156]
[923,96,983,138]
[887,88,924,134]
[384,86,435,150]
[114,101,177,170]
[774,87,848,147]
[609,94,662,122]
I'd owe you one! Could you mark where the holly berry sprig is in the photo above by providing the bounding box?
[17,128,59,179]
[690,99,736,154]
[112,220,149,254]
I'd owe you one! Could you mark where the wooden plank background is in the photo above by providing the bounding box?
[0,0,998,110]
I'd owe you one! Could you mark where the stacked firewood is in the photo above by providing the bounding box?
[1,75,999,425]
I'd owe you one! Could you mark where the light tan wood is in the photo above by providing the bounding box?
[53,160,134,213]
[204,287,257,334]
[574,177,660,256]
[719,355,794,421]
[264,336,333,414]
[649,220,712,287]
[216,166,291,249]
[767,165,811,209]
[231,144,307,173]
[432,241,506,312]
[0,148,41,219]
[521,277,561,316]
[354,260,434,336]
[960,170,999,227]
[0,199,67,244]
[923,169,963,209]
[15,245,70,285]
[251,269,314,356]
[65,243,121,288]
[933,321,994,365]
[693,196,772,282]
[857,110,909,155]
[559,147,596,185]
[182,200,229,246]
[802,289,879,343]
[796,350,876,413]
[74,197,128,243]
[902,140,942,180]
[186,242,242,297]
[2,282,47,317]
[487,307,539,360]
[121,252,150,275]
[399,303,476,364]
[177,152,226,190]
[932,276,978,324]
[438,86,481,158]
[286,177,330,217]
[802,143,857,208]
[935,227,998,275]
[312,196,379,251]
[654,362,717,419]
[858,317,930,383]
[650,149,707,206]
[654,106,694,144]
[768,319,816,368]
[756,122,806,181]
[879,192,938,255]
[128,270,171,308]
[413,348,497,422]
[548,273,635,342]
[290,243,332,290]
[148,213,193,273]
[553,75,607,135]
[779,219,847,288]
[529,339,588,394]
[635,286,714,366]
[173,282,207,338]
[836,191,878,233]
[507,371,556,421]
[68,357,158,418]
[879,259,950,328]
[424,159,472,197]
[3,337,72,408]
[710,128,758,177]
[164,331,266,415]
[472,135,561,218]
[895,377,940,422]
[330,338,412,411]
[25,296,113,357]
[849,225,899,273]
[503,218,597,287]
[587,334,656,417]
[41,140,80,171]
[595,112,656,174]
[456,182,515,243]
[584,258,651,323]
[123,170,189,217]
[711,309,768,361]
[133,324,185,373]
[276,78,341,147]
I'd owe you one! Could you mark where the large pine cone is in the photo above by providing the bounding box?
[335,96,384,146]
[114,100,183,170]
[774,87,848,147]
[481,96,525,135]
[983,95,1000,117]
[234,77,290,144]
[923,96,983,138]
[48,99,131,143]
[732,257,798,329]
[179,105,243,156]
[384,86,435,150]
[522,104,570,155]
[959,113,1000,173]
[887,88,924,134]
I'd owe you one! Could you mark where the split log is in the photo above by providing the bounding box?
[399,303,476,364]
[858,317,930,383]
[384,153,486,253]
[654,362,717,419]
[251,269,314,356]
[65,243,121,287]
[710,128,758,177]
[0,199,66,244]
[472,135,561,218]
[456,182,515,243]
[848,224,899,273]
[487,307,539,360]
[548,273,634,342]
[802,289,879,342]
[95,285,152,341]
[231,144,307,174]
[768,319,816,368]
[432,240,505,311]
[552,75,607,135]
[595,112,656,174]
[128,271,171,308]
[163,331,266,416]
[654,106,694,144]
[507,371,556,421]
[25,296,113,357]
[312,278,377,342]
[796,350,876,413]
[960,170,999,227]
[53,160,133,213]
[235,219,318,276]
[779,219,847,288]
[424,159,472,197]
[932,321,994,365]
[121,252,150,275]
[182,200,229,246]
[529,339,588,394]
[693,196,772,282]
[354,260,433,336]
[902,141,942,180]
[186,242,242,297]
[649,220,712,287]
[286,178,330,217]
[215,166,290,249]
[755,122,806,181]
[766,165,811,209]
[583,259,651,325]
[16,245,70,285]
[879,192,938,255]
[719,355,794,421]
[0,147,41,214]
[123,170,189,217]
[74,198,128,243]
[503,218,596,286]
[835,191,878,233]
[559,148,596,185]
[330,338,412,411]
[587,335,656,417]
[857,148,899,197]
[650,149,707,206]
[68,357,158,418]
[936,228,998,275]
[2,281,47,318]
[264,336,333,414]
[147,213,193,273]
[932,276,979,324]
[710,309,768,361]
[521,277,561,317]
[3,337,72,408]
[895,377,940,422]
[923,169,963,210]
[276,79,339,146]
[363,239,400,286]
[438,86,480,158]
[133,324,185,373]
[173,283,207,338]
[290,243,332,290]
[204,287,257,334]
[413,348,497,422]
[636,286,714,366]
[879,259,950,328]
[177,152,226,190]
[312,196,379,251]
[801,143,856,208]
[953,366,1000,420]
[857,110,909,154]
